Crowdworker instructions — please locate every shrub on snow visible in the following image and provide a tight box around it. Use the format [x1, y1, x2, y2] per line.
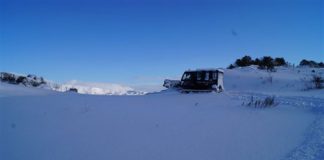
[242, 96, 279, 108]
[302, 74, 324, 90]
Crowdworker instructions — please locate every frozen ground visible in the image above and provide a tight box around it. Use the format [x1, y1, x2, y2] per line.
[1, 66, 324, 160]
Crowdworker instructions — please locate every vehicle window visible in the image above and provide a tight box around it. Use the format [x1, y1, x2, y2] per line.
[182, 73, 191, 80]
[212, 72, 217, 80]
[197, 72, 202, 80]
[205, 72, 209, 80]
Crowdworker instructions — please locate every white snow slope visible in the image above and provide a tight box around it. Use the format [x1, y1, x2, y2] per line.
[1, 66, 324, 160]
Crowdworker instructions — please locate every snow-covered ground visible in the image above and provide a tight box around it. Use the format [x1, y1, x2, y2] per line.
[1, 66, 324, 160]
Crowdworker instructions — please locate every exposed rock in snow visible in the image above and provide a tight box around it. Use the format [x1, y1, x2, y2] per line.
[0, 72, 46, 87]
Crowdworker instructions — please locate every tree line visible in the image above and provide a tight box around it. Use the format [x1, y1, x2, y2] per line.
[299, 59, 324, 68]
[228, 55, 324, 70]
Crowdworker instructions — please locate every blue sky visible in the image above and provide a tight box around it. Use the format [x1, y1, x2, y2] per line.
[1, 0, 323, 85]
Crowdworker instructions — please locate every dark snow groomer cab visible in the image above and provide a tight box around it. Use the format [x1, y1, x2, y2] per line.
[163, 69, 224, 93]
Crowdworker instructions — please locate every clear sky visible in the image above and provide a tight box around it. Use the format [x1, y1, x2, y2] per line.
[1, 0, 323, 86]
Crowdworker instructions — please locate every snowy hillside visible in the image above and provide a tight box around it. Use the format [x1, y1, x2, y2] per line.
[1, 66, 324, 160]
[224, 66, 324, 98]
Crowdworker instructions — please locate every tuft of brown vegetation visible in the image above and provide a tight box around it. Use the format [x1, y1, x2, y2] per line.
[242, 96, 279, 108]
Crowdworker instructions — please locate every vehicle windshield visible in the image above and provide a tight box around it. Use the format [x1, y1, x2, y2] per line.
[181, 72, 193, 81]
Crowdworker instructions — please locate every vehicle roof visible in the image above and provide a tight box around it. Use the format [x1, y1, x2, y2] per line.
[185, 68, 224, 73]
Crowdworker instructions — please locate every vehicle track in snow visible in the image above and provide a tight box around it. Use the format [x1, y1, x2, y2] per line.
[227, 91, 324, 160]
[284, 116, 324, 160]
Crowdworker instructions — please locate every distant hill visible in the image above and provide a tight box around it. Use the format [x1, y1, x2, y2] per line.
[0, 72, 145, 95]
